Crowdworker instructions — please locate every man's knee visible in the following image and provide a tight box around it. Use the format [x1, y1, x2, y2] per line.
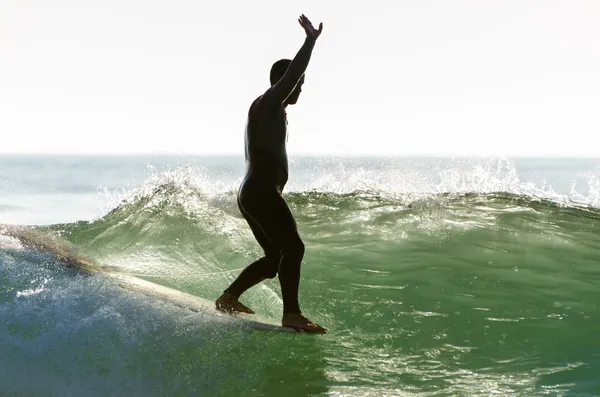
[263, 255, 280, 279]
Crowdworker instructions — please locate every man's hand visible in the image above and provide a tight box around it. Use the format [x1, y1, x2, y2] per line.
[298, 14, 323, 40]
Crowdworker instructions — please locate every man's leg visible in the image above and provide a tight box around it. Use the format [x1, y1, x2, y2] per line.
[223, 204, 281, 298]
[219, 186, 326, 332]
[238, 189, 305, 314]
[242, 190, 325, 332]
[216, 194, 282, 314]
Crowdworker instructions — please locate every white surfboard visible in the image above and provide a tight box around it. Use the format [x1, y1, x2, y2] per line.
[4, 226, 296, 333]
[105, 272, 296, 333]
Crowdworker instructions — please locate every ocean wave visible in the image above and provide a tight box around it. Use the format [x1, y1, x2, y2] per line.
[2, 160, 600, 396]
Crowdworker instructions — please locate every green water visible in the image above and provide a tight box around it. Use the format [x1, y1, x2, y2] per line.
[1, 157, 599, 396]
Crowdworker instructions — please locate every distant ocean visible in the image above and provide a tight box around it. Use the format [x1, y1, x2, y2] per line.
[1, 155, 599, 396]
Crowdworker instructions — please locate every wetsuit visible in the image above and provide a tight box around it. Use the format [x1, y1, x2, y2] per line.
[224, 97, 304, 314]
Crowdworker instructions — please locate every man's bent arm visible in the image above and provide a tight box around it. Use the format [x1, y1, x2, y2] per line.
[264, 37, 316, 105]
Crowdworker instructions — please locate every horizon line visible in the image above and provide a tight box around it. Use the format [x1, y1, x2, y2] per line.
[0, 152, 599, 158]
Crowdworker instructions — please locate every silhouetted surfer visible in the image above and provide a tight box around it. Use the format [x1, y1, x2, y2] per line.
[216, 14, 326, 334]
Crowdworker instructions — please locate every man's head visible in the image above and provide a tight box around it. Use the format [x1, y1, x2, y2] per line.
[270, 59, 305, 105]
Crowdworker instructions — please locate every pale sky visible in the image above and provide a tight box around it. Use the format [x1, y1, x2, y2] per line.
[1, 0, 599, 156]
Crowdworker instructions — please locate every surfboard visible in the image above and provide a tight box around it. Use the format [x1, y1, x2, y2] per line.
[4, 225, 296, 333]
[105, 272, 296, 333]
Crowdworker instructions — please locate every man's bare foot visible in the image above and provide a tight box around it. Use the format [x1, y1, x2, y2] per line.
[282, 313, 327, 334]
[215, 293, 255, 314]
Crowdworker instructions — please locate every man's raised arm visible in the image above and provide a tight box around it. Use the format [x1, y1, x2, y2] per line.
[264, 14, 323, 104]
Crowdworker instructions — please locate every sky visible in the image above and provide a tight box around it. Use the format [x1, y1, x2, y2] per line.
[1, 0, 599, 156]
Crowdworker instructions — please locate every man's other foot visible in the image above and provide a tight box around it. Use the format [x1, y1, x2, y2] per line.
[215, 293, 255, 314]
[282, 313, 327, 334]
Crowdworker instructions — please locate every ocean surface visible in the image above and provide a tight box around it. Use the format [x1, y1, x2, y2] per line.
[1, 155, 599, 396]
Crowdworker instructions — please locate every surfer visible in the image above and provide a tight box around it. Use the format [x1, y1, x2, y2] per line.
[216, 14, 326, 334]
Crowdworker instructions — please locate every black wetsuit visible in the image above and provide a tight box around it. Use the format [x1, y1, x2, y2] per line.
[224, 99, 304, 314]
